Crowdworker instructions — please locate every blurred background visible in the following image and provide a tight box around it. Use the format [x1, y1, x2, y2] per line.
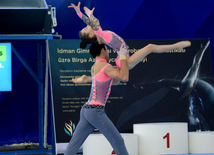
[0, 0, 214, 152]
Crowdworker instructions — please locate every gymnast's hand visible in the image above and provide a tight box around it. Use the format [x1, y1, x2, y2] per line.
[68, 2, 81, 13]
[72, 75, 92, 83]
[71, 75, 86, 83]
[119, 43, 129, 56]
[83, 6, 95, 17]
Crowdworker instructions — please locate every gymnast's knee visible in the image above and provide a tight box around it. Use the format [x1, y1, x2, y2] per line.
[145, 43, 157, 52]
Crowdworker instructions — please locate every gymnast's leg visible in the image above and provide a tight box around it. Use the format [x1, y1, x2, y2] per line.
[85, 108, 129, 155]
[127, 41, 191, 69]
[64, 108, 95, 155]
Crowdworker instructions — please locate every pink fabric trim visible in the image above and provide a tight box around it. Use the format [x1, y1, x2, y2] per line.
[88, 12, 92, 17]
[94, 27, 111, 44]
[88, 102, 105, 106]
[77, 11, 82, 18]
[95, 58, 107, 63]
[115, 56, 121, 68]
[93, 64, 111, 81]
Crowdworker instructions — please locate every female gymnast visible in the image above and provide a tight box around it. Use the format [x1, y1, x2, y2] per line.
[68, 2, 191, 69]
[64, 42, 130, 155]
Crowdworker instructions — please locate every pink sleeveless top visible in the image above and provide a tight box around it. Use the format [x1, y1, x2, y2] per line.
[86, 58, 113, 106]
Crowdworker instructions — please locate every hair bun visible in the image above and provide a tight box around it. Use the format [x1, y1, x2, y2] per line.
[80, 41, 87, 49]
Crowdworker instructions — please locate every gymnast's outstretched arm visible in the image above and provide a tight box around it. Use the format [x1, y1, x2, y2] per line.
[68, 2, 100, 31]
[68, 2, 106, 44]
[72, 74, 121, 85]
[72, 75, 92, 83]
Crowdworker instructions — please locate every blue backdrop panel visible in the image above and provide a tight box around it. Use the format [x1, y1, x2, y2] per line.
[48, 39, 214, 154]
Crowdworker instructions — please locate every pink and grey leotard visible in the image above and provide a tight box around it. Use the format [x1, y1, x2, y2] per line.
[94, 27, 128, 52]
[85, 58, 113, 107]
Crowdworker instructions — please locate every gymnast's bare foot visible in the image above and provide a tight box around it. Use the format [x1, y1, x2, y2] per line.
[177, 41, 191, 50]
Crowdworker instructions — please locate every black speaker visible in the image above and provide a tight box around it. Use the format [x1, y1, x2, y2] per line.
[0, 0, 52, 34]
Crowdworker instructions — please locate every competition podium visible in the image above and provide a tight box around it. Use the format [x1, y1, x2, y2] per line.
[133, 122, 188, 155]
[82, 123, 214, 155]
[188, 131, 214, 154]
[82, 133, 138, 155]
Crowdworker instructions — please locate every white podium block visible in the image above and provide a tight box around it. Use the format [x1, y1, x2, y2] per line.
[189, 131, 214, 154]
[133, 123, 188, 155]
[82, 133, 138, 155]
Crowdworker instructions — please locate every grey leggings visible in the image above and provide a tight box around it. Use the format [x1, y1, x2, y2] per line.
[64, 107, 129, 155]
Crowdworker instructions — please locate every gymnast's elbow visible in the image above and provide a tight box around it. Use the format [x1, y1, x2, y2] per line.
[121, 75, 129, 82]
